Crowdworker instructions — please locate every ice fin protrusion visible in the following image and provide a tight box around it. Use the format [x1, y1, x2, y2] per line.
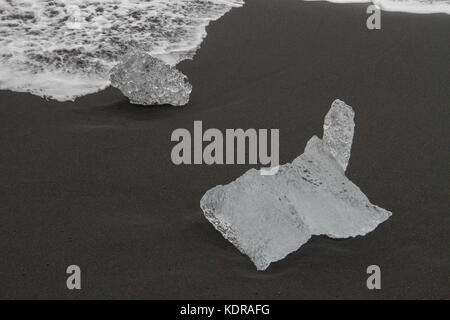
[323, 99, 355, 171]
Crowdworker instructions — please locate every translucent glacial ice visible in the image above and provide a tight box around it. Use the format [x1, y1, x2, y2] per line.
[110, 50, 192, 106]
[323, 99, 355, 171]
[200, 99, 392, 271]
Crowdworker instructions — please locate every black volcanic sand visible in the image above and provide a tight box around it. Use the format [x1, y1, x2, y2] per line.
[0, 0, 449, 299]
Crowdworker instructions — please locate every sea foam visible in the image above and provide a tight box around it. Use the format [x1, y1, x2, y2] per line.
[309, 0, 450, 14]
[0, 0, 243, 101]
[0, 0, 447, 101]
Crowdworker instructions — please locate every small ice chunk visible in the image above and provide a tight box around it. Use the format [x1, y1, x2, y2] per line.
[110, 50, 192, 106]
[200, 99, 391, 271]
[323, 99, 355, 171]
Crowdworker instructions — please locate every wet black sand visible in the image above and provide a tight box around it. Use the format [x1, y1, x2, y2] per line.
[0, 0, 449, 299]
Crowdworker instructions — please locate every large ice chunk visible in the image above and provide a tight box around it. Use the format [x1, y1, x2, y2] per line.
[200, 99, 391, 271]
[110, 50, 192, 106]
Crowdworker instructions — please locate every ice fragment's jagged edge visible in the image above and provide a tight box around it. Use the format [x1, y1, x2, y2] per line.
[200, 99, 392, 270]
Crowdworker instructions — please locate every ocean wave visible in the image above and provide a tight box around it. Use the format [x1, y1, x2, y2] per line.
[308, 0, 450, 14]
[0, 0, 447, 102]
[0, 0, 243, 101]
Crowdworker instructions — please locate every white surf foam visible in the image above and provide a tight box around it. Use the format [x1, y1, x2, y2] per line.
[308, 0, 450, 14]
[374, 0, 450, 14]
[0, 0, 448, 101]
[0, 0, 244, 101]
